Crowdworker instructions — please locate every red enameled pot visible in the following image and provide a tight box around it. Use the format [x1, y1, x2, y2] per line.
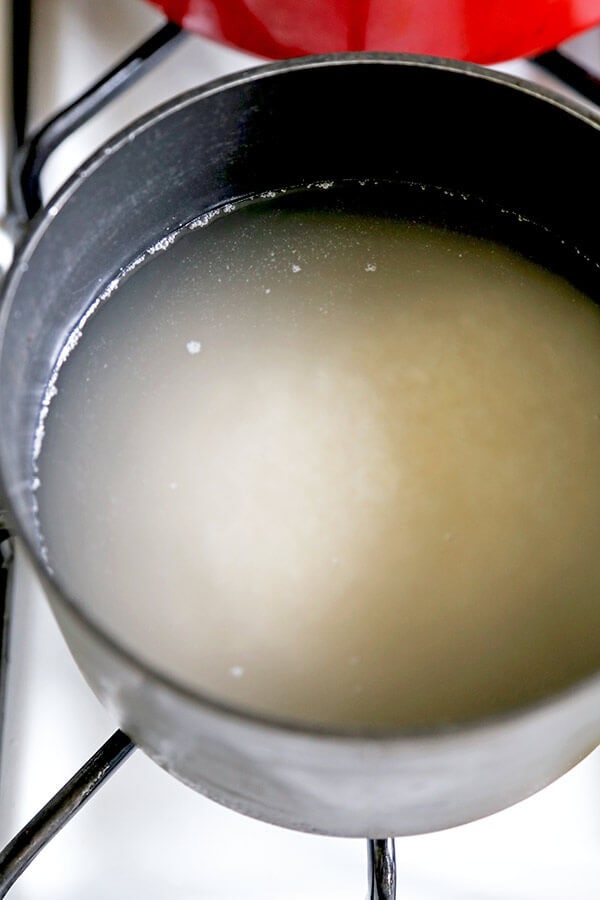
[143, 0, 600, 63]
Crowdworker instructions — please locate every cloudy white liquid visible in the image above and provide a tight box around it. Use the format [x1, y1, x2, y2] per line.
[36, 190, 600, 729]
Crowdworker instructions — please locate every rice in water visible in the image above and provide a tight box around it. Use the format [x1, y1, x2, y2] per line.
[36, 187, 600, 728]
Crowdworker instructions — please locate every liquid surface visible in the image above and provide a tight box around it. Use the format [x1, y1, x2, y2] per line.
[37, 189, 600, 729]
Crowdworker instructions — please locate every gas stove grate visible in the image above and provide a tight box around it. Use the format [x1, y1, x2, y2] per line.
[0, 5, 598, 896]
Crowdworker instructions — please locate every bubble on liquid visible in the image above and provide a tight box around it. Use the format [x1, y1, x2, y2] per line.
[365, 262, 377, 272]
[148, 233, 177, 255]
[291, 264, 302, 273]
[229, 665, 245, 678]
[190, 208, 222, 230]
[265, 288, 272, 294]
[186, 340, 202, 355]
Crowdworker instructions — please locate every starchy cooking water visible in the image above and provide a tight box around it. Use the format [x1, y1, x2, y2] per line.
[36, 185, 600, 729]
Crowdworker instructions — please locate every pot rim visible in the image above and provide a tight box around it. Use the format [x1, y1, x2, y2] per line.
[2, 50, 600, 744]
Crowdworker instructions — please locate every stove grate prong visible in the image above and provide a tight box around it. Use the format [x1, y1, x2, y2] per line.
[367, 837, 396, 900]
[0, 729, 134, 897]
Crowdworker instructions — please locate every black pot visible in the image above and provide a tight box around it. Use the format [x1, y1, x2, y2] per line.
[0, 54, 599, 837]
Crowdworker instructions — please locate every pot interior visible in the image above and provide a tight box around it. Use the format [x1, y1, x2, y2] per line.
[1, 53, 599, 697]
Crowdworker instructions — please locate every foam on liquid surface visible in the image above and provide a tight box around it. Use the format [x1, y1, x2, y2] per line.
[36, 188, 600, 729]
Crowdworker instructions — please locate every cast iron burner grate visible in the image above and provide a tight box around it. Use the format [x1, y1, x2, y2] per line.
[0, 5, 598, 896]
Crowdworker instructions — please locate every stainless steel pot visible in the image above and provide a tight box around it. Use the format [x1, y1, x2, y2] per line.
[0, 54, 599, 838]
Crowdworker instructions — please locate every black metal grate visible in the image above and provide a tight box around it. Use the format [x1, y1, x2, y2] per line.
[0, 6, 598, 896]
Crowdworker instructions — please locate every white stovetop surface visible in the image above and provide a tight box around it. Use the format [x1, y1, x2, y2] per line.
[2, 2, 600, 897]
